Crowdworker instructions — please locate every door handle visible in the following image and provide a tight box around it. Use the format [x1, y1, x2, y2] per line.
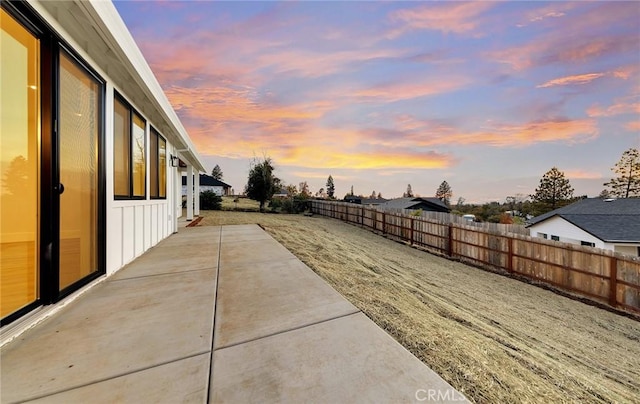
[55, 183, 65, 194]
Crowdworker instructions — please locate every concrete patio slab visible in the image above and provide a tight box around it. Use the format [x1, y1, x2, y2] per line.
[28, 353, 210, 404]
[211, 312, 464, 403]
[220, 225, 273, 243]
[219, 238, 297, 266]
[1, 268, 216, 403]
[214, 257, 359, 349]
[111, 252, 219, 280]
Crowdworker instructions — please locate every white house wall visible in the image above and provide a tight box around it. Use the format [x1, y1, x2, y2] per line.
[609, 244, 640, 257]
[530, 216, 640, 257]
[181, 185, 225, 196]
[28, 1, 201, 276]
[529, 216, 605, 248]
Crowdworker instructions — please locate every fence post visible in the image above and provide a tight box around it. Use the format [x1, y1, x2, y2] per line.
[447, 225, 453, 257]
[410, 218, 414, 246]
[507, 237, 514, 273]
[382, 212, 386, 234]
[609, 256, 618, 307]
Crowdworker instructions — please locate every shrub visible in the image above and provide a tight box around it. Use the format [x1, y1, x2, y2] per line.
[200, 190, 222, 210]
[268, 196, 310, 214]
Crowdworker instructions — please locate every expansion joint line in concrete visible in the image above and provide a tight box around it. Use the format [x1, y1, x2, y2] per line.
[206, 226, 223, 403]
[14, 351, 211, 404]
[213, 309, 362, 352]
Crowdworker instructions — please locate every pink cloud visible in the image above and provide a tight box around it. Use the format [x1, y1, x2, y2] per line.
[563, 169, 604, 180]
[587, 97, 640, 117]
[624, 121, 640, 132]
[388, 2, 495, 37]
[351, 76, 471, 103]
[537, 73, 606, 88]
[361, 116, 598, 149]
[516, 2, 574, 27]
[255, 47, 409, 78]
[488, 3, 639, 71]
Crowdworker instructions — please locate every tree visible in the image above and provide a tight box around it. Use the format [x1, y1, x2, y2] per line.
[604, 148, 640, 198]
[211, 164, 223, 181]
[370, 190, 376, 199]
[326, 175, 335, 199]
[404, 184, 414, 198]
[435, 181, 452, 206]
[285, 184, 298, 196]
[2, 155, 30, 195]
[532, 167, 574, 210]
[245, 157, 277, 212]
[377, 192, 382, 199]
[299, 181, 311, 198]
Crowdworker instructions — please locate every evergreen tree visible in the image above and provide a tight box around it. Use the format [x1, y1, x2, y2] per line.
[435, 181, 453, 206]
[404, 184, 414, 197]
[245, 157, 277, 212]
[326, 175, 335, 199]
[211, 164, 223, 181]
[377, 192, 382, 199]
[532, 167, 574, 210]
[604, 148, 640, 198]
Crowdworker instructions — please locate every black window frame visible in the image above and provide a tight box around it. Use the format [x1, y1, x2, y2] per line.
[149, 126, 167, 200]
[113, 91, 146, 200]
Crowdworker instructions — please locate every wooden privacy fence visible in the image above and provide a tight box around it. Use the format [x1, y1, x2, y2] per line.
[311, 200, 640, 314]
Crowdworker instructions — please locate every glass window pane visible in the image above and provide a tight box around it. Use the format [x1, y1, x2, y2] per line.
[58, 51, 100, 290]
[113, 98, 130, 196]
[159, 137, 166, 198]
[132, 113, 145, 197]
[150, 129, 158, 198]
[0, 9, 40, 318]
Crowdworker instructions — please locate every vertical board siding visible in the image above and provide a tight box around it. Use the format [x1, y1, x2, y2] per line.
[110, 201, 170, 273]
[311, 200, 640, 313]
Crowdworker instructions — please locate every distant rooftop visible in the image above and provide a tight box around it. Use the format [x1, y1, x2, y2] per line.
[377, 197, 450, 212]
[526, 198, 640, 242]
[182, 174, 231, 188]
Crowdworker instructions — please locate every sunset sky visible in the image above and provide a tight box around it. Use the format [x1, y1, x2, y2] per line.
[114, 1, 640, 203]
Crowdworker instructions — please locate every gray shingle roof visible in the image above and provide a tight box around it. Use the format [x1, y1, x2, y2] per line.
[527, 198, 640, 242]
[378, 197, 450, 212]
[182, 174, 231, 188]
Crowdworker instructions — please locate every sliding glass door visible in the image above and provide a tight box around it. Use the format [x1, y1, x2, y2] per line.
[0, 8, 41, 318]
[1, 4, 105, 324]
[58, 51, 101, 291]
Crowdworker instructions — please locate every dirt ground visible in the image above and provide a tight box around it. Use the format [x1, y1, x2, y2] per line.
[198, 211, 640, 403]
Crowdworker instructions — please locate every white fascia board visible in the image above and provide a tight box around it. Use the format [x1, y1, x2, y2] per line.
[74, 0, 206, 172]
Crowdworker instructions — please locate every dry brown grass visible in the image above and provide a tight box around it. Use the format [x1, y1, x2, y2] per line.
[220, 196, 261, 211]
[197, 211, 640, 403]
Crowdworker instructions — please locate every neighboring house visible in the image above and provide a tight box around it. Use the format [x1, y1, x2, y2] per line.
[182, 174, 232, 196]
[343, 196, 387, 206]
[272, 189, 289, 199]
[526, 198, 640, 257]
[1, 0, 205, 326]
[377, 197, 451, 213]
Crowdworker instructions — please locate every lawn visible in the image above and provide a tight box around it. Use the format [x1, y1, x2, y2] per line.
[197, 210, 640, 403]
[220, 196, 261, 211]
